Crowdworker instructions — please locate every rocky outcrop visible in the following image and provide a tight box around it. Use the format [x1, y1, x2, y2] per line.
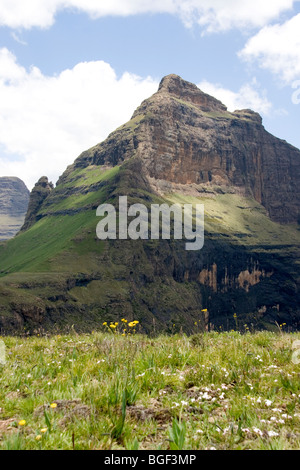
[21, 176, 53, 231]
[72, 74, 300, 224]
[0, 177, 30, 240]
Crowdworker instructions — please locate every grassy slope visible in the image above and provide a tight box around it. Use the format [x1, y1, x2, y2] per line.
[167, 192, 300, 248]
[0, 165, 121, 275]
[1, 178, 298, 276]
[0, 329, 299, 450]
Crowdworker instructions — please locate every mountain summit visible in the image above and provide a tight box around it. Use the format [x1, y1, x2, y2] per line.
[157, 74, 228, 112]
[71, 74, 299, 224]
[0, 75, 299, 333]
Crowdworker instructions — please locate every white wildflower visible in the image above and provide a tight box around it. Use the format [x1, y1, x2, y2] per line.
[253, 427, 263, 437]
[202, 392, 212, 400]
[268, 430, 279, 437]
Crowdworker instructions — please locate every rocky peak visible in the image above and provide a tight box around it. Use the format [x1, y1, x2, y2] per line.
[233, 109, 263, 125]
[71, 74, 300, 224]
[21, 176, 53, 231]
[157, 74, 227, 113]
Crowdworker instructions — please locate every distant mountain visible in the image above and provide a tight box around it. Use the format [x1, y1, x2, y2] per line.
[0, 75, 299, 333]
[0, 177, 30, 241]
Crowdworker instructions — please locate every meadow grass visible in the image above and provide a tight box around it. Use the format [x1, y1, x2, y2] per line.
[0, 326, 299, 450]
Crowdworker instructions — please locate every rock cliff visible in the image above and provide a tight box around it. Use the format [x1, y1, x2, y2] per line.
[0, 177, 29, 240]
[21, 177, 53, 231]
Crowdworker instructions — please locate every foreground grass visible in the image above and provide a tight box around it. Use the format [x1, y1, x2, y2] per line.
[0, 330, 299, 450]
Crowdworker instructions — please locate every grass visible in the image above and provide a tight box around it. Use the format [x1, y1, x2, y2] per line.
[0, 210, 102, 274]
[166, 192, 300, 248]
[0, 326, 299, 450]
[47, 166, 121, 193]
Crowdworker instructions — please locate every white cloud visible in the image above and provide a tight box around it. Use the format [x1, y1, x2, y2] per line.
[0, 0, 298, 32]
[197, 79, 272, 114]
[10, 32, 27, 46]
[239, 13, 300, 83]
[0, 48, 158, 189]
[175, 0, 298, 32]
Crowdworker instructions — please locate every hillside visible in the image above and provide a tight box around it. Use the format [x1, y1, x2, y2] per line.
[0, 75, 299, 333]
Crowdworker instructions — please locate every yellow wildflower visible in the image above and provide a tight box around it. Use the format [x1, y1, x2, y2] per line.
[36, 435, 42, 441]
[18, 420, 26, 426]
[50, 403, 57, 409]
[40, 428, 48, 434]
[103, 322, 107, 326]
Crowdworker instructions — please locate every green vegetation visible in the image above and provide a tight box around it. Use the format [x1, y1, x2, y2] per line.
[0, 328, 299, 450]
[0, 211, 100, 274]
[56, 165, 121, 191]
[115, 114, 144, 133]
[167, 192, 300, 248]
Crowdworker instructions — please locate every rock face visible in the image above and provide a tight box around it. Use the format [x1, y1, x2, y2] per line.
[21, 176, 53, 231]
[0, 75, 299, 334]
[75, 74, 300, 224]
[0, 177, 30, 240]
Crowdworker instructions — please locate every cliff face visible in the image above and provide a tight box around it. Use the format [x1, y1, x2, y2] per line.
[0, 75, 299, 333]
[74, 74, 300, 224]
[0, 177, 30, 240]
[21, 177, 53, 231]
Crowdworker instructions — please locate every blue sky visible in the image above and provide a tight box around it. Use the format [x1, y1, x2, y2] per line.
[0, 1, 299, 189]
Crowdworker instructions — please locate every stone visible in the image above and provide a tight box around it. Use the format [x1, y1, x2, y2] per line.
[21, 176, 53, 231]
[0, 177, 29, 240]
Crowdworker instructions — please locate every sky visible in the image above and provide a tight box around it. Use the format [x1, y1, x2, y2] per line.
[0, 1, 299, 190]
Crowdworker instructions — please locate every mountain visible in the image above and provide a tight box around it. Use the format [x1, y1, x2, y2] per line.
[0, 177, 30, 241]
[0, 75, 299, 334]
